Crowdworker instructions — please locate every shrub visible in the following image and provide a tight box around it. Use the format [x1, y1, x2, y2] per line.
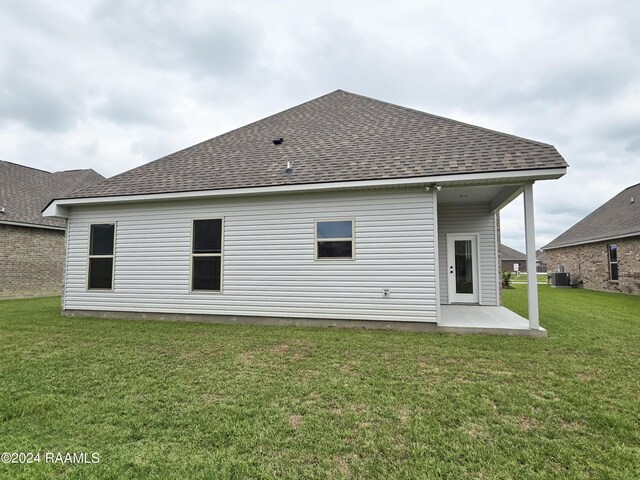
[502, 271, 513, 288]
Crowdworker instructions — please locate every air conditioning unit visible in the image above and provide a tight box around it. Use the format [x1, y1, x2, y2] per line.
[551, 272, 570, 288]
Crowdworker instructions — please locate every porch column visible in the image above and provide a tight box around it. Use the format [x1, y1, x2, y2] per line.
[523, 182, 539, 329]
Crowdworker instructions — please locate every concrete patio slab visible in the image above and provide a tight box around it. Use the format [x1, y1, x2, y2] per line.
[439, 305, 547, 337]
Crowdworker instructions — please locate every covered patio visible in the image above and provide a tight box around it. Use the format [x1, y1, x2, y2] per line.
[434, 180, 545, 336]
[439, 305, 547, 337]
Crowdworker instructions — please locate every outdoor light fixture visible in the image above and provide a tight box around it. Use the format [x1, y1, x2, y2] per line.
[425, 185, 443, 192]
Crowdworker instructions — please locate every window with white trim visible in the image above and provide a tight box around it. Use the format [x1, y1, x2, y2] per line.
[608, 244, 619, 281]
[88, 223, 115, 290]
[315, 219, 354, 259]
[192, 219, 223, 291]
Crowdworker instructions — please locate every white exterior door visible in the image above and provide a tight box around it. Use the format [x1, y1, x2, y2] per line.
[447, 234, 479, 304]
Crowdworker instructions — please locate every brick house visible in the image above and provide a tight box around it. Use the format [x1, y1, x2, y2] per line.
[536, 250, 548, 273]
[543, 182, 640, 294]
[0, 161, 104, 298]
[500, 244, 527, 273]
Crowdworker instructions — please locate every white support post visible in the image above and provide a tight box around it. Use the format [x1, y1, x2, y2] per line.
[523, 182, 539, 330]
[432, 188, 441, 324]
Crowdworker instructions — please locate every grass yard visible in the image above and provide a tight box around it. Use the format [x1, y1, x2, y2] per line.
[510, 273, 548, 283]
[1, 286, 639, 479]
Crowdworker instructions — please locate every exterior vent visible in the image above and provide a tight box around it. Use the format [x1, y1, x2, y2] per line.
[284, 161, 293, 175]
[273, 138, 283, 145]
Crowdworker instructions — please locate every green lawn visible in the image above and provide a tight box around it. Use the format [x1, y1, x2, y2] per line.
[510, 273, 548, 283]
[1, 287, 639, 479]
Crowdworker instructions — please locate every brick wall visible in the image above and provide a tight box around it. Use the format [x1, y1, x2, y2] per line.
[0, 224, 66, 298]
[545, 236, 640, 294]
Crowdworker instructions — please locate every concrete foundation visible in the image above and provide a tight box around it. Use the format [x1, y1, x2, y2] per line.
[63, 307, 547, 337]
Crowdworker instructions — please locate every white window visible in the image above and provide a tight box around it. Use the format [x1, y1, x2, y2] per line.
[608, 244, 618, 281]
[191, 219, 223, 291]
[88, 223, 115, 290]
[315, 219, 354, 260]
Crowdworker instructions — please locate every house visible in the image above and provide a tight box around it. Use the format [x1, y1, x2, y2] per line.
[500, 244, 527, 273]
[43, 90, 568, 335]
[1, 161, 104, 298]
[536, 249, 548, 273]
[543, 182, 640, 294]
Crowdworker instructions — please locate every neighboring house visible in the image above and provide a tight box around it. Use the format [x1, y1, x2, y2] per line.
[543, 183, 640, 294]
[44, 90, 568, 335]
[0, 161, 104, 298]
[536, 249, 548, 273]
[500, 244, 527, 273]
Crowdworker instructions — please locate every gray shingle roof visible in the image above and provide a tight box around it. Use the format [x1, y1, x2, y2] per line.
[500, 244, 526, 260]
[543, 182, 640, 250]
[0, 161, 104, 229]
[64, 90, 567, 200]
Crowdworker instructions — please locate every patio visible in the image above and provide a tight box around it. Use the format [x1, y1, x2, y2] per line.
[438, 305, 547, 337]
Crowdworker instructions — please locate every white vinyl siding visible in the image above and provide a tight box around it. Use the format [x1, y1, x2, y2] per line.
[437, 204, 499, 306]
[64, 188, 437, 323]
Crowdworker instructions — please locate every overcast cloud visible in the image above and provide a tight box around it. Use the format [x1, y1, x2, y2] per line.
[1, 0, 639, 250]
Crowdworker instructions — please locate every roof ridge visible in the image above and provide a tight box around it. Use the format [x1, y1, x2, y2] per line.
[0, 159, 51, 174]
[53, 168, 98, 174]
[61, 172, 107, 196]
[338, 89, 557, 149]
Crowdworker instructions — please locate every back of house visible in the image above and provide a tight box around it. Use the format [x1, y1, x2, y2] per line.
[43, 90, 568, 333]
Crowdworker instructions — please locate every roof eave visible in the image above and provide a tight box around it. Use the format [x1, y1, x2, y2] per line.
[43, 166, 567, 218]
[0, 220, 66, 231]
[543, 231, 640, 250]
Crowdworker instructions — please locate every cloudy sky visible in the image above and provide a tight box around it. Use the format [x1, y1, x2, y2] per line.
[1, 0, 638, 250]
